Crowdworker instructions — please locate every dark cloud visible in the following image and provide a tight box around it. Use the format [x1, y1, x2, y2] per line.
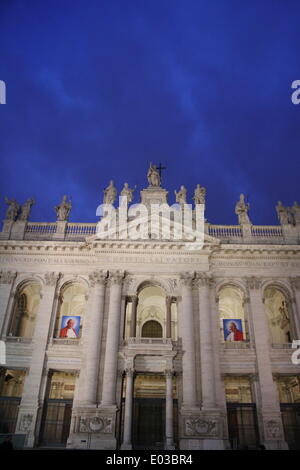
[1, 0, 299, 226]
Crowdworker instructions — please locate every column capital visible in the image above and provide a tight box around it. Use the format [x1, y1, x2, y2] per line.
[0, 270, 17, 284]
[180, 272, 194, 288]
[125, 368, 135, 378]
[290, 276, 300, 291]
[44, 272, 61, 287]
[108, 270, 125, 286]
[165, 369, 174, 378]
[245, 276, 263, 290]
[194, 272, 214, 288]
[89, 270, 107, 287]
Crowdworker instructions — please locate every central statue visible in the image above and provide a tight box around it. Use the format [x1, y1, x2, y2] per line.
[147, 163, 161, 187]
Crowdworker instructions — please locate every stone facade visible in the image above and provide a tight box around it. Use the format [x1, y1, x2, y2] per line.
[0, 172, 300, 450]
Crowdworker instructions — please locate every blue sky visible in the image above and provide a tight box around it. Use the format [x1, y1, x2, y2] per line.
[0, 0, 299, 225]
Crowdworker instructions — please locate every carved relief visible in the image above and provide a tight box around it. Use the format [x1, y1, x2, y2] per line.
[79, 416, 113, 434]
[19, 414, 33, 432]
[265, 419, 282, 439]
[184, 417, 219, 437]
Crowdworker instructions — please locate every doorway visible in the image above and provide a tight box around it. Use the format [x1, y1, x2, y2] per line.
[227, 404, 260, 449]
[133, 397, 165, 449]
[39, 371, 75, 447]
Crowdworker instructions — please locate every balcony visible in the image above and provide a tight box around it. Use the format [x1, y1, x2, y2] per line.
[222, 341, 251, 350]
[123, 337, 173, 351]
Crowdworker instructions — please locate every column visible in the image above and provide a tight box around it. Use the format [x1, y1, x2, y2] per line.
[165, 369, 174, 449]
[121, 368, 134, 449]
[166, 297, 172, 338]
[246, 277, 287, 449]
[79, 271, 106, 405]
[17, 272, 59, 447]
[196, 273, 216, 409]
[101, 270, 124, 406]
[0, 271, 17, 335]
[129, 295, 138, 338]
[180, 273, 197, 408]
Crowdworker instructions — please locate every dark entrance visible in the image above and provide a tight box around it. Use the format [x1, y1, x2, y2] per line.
[227, 404, 260, 449]
[39, 399, 73, 446]
[281, 404, 300, 450]
[38, 370, 75, 447]
[133, 398, 165, 449]
[0, 397, 21, 433]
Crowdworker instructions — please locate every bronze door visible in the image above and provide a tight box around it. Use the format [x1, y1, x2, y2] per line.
[133, 398, 165, 449]
[39, 399, 73, 446]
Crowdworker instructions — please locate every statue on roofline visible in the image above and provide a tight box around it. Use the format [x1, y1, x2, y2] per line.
[103, 180, 117, 205]
[120, 183, 135, 204]
[4, 197, 20, 221]
[19, 198, 35, 221]
[193, 184, 206, 204]
[147, 163, 161, 187]
[55, 195, 72, 221]
[174, 185, 187, 205]
[235, 194, 251, 225]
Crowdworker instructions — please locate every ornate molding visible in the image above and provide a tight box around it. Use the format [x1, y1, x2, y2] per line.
[89, 270, 107, 287]
[0, 270, 17, 284]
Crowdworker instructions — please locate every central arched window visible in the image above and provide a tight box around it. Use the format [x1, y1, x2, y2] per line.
[218, 285, 248, 342]
[141, 320, 163, 338]
[53, 282, 87, 339]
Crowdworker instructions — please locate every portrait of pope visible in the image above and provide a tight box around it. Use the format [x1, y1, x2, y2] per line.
[59, 316, 80, 338]
[223, 319, 244, 342]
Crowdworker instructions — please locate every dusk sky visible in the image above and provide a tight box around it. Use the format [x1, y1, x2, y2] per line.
[1, 0, 299, 225]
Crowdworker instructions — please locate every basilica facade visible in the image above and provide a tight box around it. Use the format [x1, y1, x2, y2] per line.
[0, 168, 300, 450]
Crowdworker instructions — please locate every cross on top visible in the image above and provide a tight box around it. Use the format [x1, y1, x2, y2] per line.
[157, 163, 166, 179]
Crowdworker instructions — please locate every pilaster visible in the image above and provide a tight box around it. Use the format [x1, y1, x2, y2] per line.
[16, 272, 60, 447]
[246, 276, 288, 449]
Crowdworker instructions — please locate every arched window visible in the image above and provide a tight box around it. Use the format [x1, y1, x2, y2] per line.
[218, 286, 248, 342]
[264, 287, 293, 344]
[141, 320, 163, 338]
[9, 283, 41, 338]
[53, 283, 87, 339]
